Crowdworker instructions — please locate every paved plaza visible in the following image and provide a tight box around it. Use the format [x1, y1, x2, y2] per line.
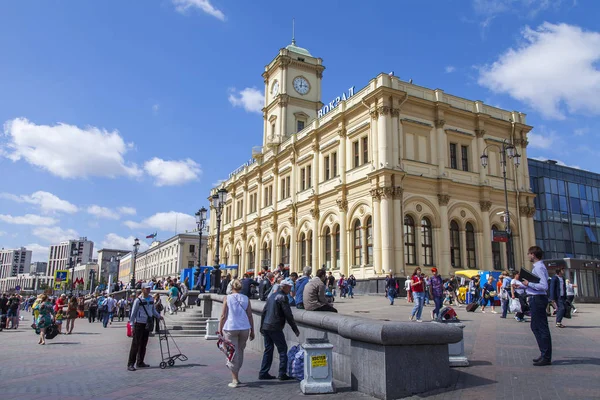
[0, 296, 599, 400]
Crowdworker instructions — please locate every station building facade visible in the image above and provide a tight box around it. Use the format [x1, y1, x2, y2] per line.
[206, 41, 536, 279]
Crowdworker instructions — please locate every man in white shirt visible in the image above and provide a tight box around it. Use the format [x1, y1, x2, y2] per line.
[102, 294, 117, 328]
[522, 246, 552, 366]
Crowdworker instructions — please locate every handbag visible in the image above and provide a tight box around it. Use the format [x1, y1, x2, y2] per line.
[488, 291, 497, 297]
[140, 300, 154, 332]
[509, 297, 522, 313]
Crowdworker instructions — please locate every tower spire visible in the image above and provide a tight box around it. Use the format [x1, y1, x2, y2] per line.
[292, 18, 296, 45]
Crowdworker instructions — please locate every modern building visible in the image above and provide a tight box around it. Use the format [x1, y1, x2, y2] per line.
[0, 247, 32, 279]
[47, 238, 94, 279]
[0, 273, 53, 293]
[30, 262, 48, 274]
[123, 233, 208, 282]
[529, 158, 600, 301]
[207, 40, 536, 279]
[96, 248, 129, 285]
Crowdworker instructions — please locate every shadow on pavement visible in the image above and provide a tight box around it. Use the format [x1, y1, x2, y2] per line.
[552, 357, 600, 366]
[71, 332, 101, 335]
[408, 370, 496, 398]
[560, 325, 600, 329]
[467, 360, 493, 366]
[244, 380, 299, 388]
[47, 342, 81, 345]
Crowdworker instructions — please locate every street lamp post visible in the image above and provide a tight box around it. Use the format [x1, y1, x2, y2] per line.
[89, 268, 96, 295]
[480, 139, 521, 272]
[195, 207, 207, 289]
[210, 188, 228, 293]
[130, 238, 140, 290]
[69, 245, 77, 296]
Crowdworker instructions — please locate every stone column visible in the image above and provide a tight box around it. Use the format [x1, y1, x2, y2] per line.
[393, 187, 404, 276]
[380, 187, 394, 274]
[438, 195, 451, 274]
[370, 108, 379, 168]
[527, 207, 536, 250]
[371, 189, 382, 274]
[271, 222, 278, 271]
[377, 106, 391, 167]
[289, 211, 297, 273]
[519, 206, 530, 258]
[460, 230, 468, 269]
[240, 234, 247, 275]
[480, 201, 493, 270]
[435, 119, 446, 176]
[391, 109, 400, 167]
[311, 207, 319, 270]
[337, 199, 349, 277]
[255, 228, 261, 272]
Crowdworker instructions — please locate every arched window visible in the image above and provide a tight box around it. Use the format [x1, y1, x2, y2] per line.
[404, 215, 417, 265]
[491, 225, 502, 270]
[324, 227, 331, 270]
[262, 242, 271, 268]
[421, 217, 434, 266]
[334, 225, 340, 269]
[299, 233, 306, 268]
[450, 220, 461, 268]
[248, 245, 255, 271]
[280, 237, 289, 265]
[366, 217, 373, 265]
[466, 222, 477, 269]
[353, 220, 362, 265]
[223, 251, 229, 266]
[306, 231, 313, 266]
[234, 248, 240, 266]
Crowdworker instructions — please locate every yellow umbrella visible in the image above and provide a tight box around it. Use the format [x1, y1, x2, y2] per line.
[454, 270, 481, 279]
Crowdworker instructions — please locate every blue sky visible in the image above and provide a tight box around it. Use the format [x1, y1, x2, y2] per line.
[1, 0, 599, 261]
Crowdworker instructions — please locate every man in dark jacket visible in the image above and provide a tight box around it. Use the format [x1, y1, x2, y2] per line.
[549, 267, 567, 328]
[259, 281, 300, 381]
[259, 273, 273, 301]
[241, 274, 259, 298]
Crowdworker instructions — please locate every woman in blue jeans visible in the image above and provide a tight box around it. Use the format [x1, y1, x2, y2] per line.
[410, 267, 425, 322]
[429, 268, 444, 320]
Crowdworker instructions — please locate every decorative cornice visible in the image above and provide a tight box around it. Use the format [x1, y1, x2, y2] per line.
[437, 194, 451, 206]
[369, 108, 378, 119]
[338, 128, 347, 138]
[380, 187, 394, 199]
[370, 188, 381, 200]
[480, 201, 492, 212]
[526, 206, 536, 218]
[434, 119, 446, 129]
[475, 129, 486, 138]
[336, 199, 348, 212]
[316, 70, 323, 79]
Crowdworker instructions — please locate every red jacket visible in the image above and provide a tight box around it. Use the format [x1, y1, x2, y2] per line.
[411, 275, 424, 292]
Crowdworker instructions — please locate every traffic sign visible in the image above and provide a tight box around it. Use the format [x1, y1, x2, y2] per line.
[55, 270, 68, 283]
[15, 285, 21, 292]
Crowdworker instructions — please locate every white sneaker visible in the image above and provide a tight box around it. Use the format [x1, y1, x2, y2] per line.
[416, 319, 423, 322]
[482, 310, 486, 313]
[491, 311, 498, 314]
[573, 309, 577, 314]
[409, 315, 414, 321]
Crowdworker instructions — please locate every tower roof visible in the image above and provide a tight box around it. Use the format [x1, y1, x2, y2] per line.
[285, 40, 312, 57]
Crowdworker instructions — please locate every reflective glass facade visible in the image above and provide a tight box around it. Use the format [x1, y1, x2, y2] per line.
[529, 159, 600, 260]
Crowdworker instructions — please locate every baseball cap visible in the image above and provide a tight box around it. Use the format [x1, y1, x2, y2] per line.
[280, 280, 293, 288]
[143, 282, 153, 289]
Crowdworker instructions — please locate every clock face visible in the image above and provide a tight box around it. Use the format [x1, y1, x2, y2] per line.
[293, 77, 310, 95]
[271, 80, 279, 96]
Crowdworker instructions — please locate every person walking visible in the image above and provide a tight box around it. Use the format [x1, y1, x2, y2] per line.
[65, 296, 78, 334]
[522, 246, 552, 366]
[217, 279, 255, 388]
[481, 275, 498, 314]
[258, 280, 300, 381]
[405, 276, 413, 303]
[511, 271, 527, 322]
[566, 279, 577, 314]
[409, 268, 425, 322]
[347, 275, 356, 298]
[429, 268, 444, 320]
[385, 273, 397, 305]
[549, 267, 567, 328]
[6, 294, 20, 329]
[500, 271, 512, 319]
[88, 295, 98, 323]
[103, 294, 117, 328]
[167, 282, 179, 315]
[35, 294, 54, 345]
[127, 283, 163, 371]
[153, 293, 163, 334]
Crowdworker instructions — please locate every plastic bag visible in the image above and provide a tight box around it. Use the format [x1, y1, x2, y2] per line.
[217, 333, 236, 362]
[509, 298, 521, 313]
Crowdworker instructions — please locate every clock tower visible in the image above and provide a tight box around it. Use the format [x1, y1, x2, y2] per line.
[262, 39, 325, 148]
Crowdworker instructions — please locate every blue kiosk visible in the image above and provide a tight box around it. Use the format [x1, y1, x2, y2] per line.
[181, 264, 239, 290]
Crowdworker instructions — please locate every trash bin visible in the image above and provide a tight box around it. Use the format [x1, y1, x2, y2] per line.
[443, 320, 468, 367]
[204, 319, 218, 340]
[300, 338, 336, 394]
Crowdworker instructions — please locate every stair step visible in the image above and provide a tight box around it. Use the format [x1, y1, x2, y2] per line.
[167, 330, 207, 336]
[168, 324, 207, 329]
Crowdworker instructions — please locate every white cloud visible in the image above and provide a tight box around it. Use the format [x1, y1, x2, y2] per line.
[87, 205, 120, 220]
[445, 66, 456, 73]
[0, 231, 6, 236]
[152, 104, 160, 114]
[531, 156, 581, 169]
[2, 118, 142, 179]
[118, 207, 136, 216]
[0, 214, 58, 226]
[144, 157, 201, 186]
[172, 0, 225, 20]
[574, 128, 588, 136]
[228, 87, 264, 114]
[25, 243, 50, 262]
[473, 0, 562, 19]
[100, 233, 149, 252]
[0, 191, 78, 214]
[124, 211, 196, 233]
[32, 226, 78, 243]
[478, 23, 600, 119]
[528, 132, 556, 149]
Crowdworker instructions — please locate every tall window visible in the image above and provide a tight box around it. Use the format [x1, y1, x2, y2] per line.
[450, 143, 458, 169]
[307, 231, 313, 264]
[262, 243, 271, 266]
[491, 225, 502, 270]
[297, 120, 305, 132]
[362, 136, 369, 164]
[324, 227, 331, 270]
[366, 216, 373, 265]
[461, 145, 469, 172]
[248, 245, 255, 271]
[281, 176, 291, 199]
[450, 220, 461, 267]
[332, 152, 338, 177]
[404, 215, 417, 265]
[301, 167, 306, 191]
[324, 155, 330, 180]
[353, 141, 360, 168]
[334, 225, 340, 269]
[280, 238, 289, 264]
[421, 217, 434, 266]
[307, 165, 312, 188]
[224, 251, 229, 266]
[189, 244, 195, 254]
[353, 220, 362, 265]
[300, 233, 306, 268]
[466, 222, 477, 269]
[234, 249, 240, 266]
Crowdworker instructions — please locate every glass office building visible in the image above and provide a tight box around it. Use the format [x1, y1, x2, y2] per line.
[529, 158, 600, 301]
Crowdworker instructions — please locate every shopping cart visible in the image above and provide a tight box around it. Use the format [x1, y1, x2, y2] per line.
[157, 319, 188, 369]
